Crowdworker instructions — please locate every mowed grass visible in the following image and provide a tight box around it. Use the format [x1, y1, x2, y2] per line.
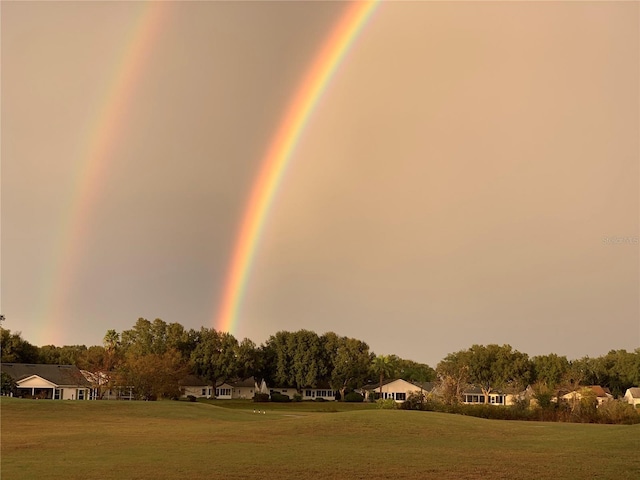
[2, 397, 639, 480]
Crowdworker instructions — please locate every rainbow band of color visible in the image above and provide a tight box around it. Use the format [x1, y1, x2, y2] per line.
[215, 1, 380, 333]
[38, 3, 170, 345]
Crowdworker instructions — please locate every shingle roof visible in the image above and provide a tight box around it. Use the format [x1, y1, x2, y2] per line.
[229, 377, 256, 388]
[1, 363, 91, 387]
[626, 387, 640, 398]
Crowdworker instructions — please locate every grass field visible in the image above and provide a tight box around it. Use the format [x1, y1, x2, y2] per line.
[2, 397, 639, 479]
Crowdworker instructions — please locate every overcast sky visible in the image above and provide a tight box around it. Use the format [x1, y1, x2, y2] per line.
[2, 1, 638, 368]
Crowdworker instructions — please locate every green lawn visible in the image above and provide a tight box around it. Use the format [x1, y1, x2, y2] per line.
[2, 397, 639, 479]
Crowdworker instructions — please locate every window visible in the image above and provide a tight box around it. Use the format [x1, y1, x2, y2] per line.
[305, 390, 312, 397]
[77, 389, 85, 400]
[54, 389, 61, 400]
[396, 393, 406, 401]
[216, 388, 231, 397]
[202, 388, 207, 396]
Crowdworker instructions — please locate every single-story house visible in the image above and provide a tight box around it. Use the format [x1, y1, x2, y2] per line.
[179, 374, 213, 398]
[561, 386, 613, 406]
[623, 387, 640, 408]
[302, 381, 337, 401]
[1, 363, 91, 400]
[460, 386, 516, 406]
[360, 379, 435, 403]
[212, 377, 262, 399]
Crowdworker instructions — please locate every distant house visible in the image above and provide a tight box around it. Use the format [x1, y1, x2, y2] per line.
[460, 386, 517, 406]
[1, 363, 91, 400]
[229, 377, 258, 399]
[199, 377, 262, 399]
[623, 387, 640, 408]
[360, 379, 434, 403]
[561, 386, 613, 406]
[179, 375, 213, 398]
[302, 381, 336, 401]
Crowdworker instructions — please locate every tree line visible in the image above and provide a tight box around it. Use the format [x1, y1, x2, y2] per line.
[1, 319, 639, 401]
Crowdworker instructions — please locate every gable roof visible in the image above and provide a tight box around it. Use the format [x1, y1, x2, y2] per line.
[625, 387, 640, 398]
[360, 378, 431, 391]
[1, 363, 91, 387]
[587, 385, 613, 398]
[229, 377, 256, 388]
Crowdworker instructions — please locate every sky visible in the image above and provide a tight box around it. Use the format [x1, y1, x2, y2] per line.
[1, 1, 638, 368]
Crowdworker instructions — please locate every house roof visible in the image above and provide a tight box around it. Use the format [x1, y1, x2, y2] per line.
[1, 363, 91, 387]
[625, 387, 640, 398]
[229, 377, 256, 388]
[179, 374, 210, 387]
[587, 386, 612, 398]
[360, 378, 432, 391]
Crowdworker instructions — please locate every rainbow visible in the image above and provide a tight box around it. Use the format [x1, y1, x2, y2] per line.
[215, 1, 380, 334]
[39, 2, 170, 346]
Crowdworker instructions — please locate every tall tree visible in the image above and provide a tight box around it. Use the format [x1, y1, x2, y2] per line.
[371, 354, 398, 399]
[326, 335, 372, 400]
[190, 328, 240, 391]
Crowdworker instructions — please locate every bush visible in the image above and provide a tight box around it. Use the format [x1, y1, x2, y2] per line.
[270, 392, 291, 403]
[293, 393, 303, 402]
[376, 398, 397, 409]
[314, 397, 327, 402]
[186, 395, 196, 402]
[253, 393, 270, 402]
[597, 400, 640, 425]
[400, 392, 426, 410]
[344, 392, 364, 403]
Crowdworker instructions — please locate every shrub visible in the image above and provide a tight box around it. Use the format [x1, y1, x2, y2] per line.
[376, 398, 397, 409]
[270, 392, 291, 403]
[186, 395, 196, 402]
[293, 393, 303, 402]
[314, 397, 327, 402]
[344, 392, 364, 403]
[253, 393, 270, 402]
[400, 391, 426, 410]
[597, 400, 640, 425]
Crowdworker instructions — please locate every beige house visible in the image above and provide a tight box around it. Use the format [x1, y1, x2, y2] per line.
[360, 379, 434, 403]
[461, 386, 517, 406]
[561, 386, 613, 406]
[623, 387, 640, 408]
[1, 363, 91, 400]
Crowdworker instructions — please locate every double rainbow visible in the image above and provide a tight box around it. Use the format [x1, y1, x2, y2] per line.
[215, 1, 380, 333]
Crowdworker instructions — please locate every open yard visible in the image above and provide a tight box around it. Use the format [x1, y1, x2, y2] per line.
[2, 397, 639, 479]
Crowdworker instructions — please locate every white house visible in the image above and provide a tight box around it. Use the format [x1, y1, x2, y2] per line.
[623, 387, 640, 408]
[179, 375, 213, 398]
[360, 379, 434, 403]
[302, 382, 336, 401]
[1, 363, 91, 400]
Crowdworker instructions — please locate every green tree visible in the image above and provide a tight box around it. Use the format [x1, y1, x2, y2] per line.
[326, 335, 373, 400]
[440, 344, 532, 404]
[0, 329, 39, 363]
[190, 328, 240, 391]
[371, 354, 398, 399]
[436, 351, 470, 404]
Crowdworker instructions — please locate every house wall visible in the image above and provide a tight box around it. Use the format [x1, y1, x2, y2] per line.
[183, 386, 212, 398]
[215, 384, 233, 399]
[303, 389, 336, 401]
[624, 391, 640, 407]
[232, 386, 255, 399]
[367, 380, 423, 403]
